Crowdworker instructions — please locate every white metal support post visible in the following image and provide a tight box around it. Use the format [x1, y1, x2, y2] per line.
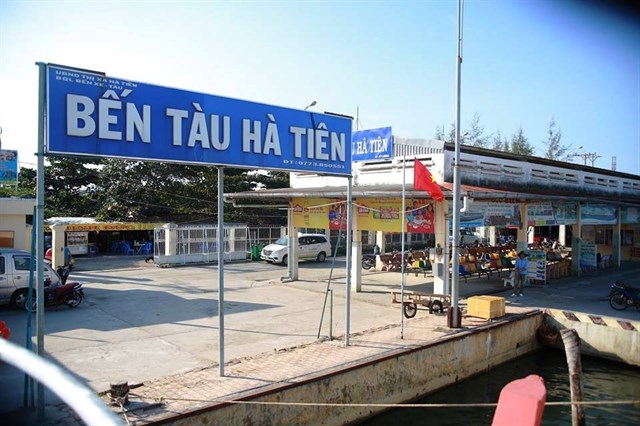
[35, 62, 47, 418]
[450, 0, 464, 328]
[344, 177, 353, 346]
[615, 207, 622, 268]
[217, 167, 225, 376]
[287, 208, 298, 281]
[400, 144, 407, 338]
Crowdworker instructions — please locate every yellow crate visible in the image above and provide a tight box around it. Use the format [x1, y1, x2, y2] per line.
[467, 296, 505, 319]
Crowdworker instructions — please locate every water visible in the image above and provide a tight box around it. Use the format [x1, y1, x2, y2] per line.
[361, 349, 640, 425]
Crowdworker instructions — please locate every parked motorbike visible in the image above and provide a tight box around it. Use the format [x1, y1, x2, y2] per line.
[24, 278, 84, 312]
[55, 264, 74, 285]
[362, 254, 376, 270]
[609, 281, 640, 311]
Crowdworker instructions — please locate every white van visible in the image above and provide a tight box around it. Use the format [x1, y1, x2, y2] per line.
[0, 249, 61, 308]
[261, 234, 332, 265]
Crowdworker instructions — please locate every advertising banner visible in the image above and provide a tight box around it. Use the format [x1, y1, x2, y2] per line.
[65, 222, 163, 232]
[484, 203, 522, 227]
[580, 242, 597, 269]
[526, 250, 547, 282]
[0, 149, 18, 185]
[357, 198, 401, 232]
[292, 198, 331, 229]
[46, 65, 352, 175]
[405, 199, 435, 234]
[581, 204, 617, 225]
[351, 127, 392, 162]
[553, 203, 578, 225]
[450, 202, 521, 228]
[527, 202, 577, 226]
[621, 206, 640, 224]
[357, 198, 434, 233]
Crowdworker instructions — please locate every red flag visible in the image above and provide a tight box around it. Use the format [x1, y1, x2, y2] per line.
[413, 158, 445, 202]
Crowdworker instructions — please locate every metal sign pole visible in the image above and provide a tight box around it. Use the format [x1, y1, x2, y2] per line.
[344, 177, 353, 346]
[217, 167, 225, 376]
[400, 144, 407, 338]
[35, 61, 47, 419]
[451, 0, 464, 328]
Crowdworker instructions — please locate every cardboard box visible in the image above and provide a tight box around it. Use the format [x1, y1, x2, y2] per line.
[467, 295, 505, 319]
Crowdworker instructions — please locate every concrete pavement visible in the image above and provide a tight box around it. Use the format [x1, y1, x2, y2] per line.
[1, 255, 638, 424]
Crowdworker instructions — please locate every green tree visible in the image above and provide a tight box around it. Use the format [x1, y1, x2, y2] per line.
[466, 113, 488, 148]
[490, 131, 509, 152]
[0, 167, 36, 198]
[44, 157, 103, 217]
[542, 117, 570, 160]
[510, 127, 535, 156]
[95, 160, 287, 225]
[434, 122, 465, 144]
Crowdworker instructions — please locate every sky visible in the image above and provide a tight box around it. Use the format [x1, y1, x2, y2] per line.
[0, 0, 639, 175]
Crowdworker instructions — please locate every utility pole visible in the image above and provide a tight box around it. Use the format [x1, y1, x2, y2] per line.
[573, 152, 601, 167]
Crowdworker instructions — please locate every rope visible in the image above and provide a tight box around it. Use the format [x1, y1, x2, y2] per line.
[148, 397, 640, 409]
[283, 200, 434, 214]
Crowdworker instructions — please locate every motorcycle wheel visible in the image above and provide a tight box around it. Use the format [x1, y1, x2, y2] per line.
[609, 292, 628, 311]
[24, 294, 38, 313]
[362, 259, 373, 270]
[65, 290, 83, 308]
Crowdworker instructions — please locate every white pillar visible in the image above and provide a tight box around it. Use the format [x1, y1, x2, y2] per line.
[351, 230, 362, 292]
[613, 207, 622, 268]
[226, 228, 234, 254]
[517, 203, 529, 252]
[287, 208, 298, 281]
[489, 225, 497, 246]
[571, 204, 582, 275]
[559, 225, 567, 247]
[433, 200, 449, 294]
[376, 230, 385, 254]
[164, 223, 177, 256]
[374, 230, 386, 271]
[50, 224, 66, 269]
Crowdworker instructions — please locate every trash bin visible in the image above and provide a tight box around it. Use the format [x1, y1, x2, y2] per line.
[251, 244, 262, 261]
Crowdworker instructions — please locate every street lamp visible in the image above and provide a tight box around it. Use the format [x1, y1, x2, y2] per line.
[304, 101, 317, 111]
[567, 145, 583, 163]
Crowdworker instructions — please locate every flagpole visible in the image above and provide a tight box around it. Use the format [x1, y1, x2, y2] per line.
[450, 0, 464, 328]
[400, 143, 406, 339]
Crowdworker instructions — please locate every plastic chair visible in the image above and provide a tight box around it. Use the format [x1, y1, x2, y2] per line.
[139, 242, 153, 255]
[122, 242, 135, 255]
[457, 264, 471, 283]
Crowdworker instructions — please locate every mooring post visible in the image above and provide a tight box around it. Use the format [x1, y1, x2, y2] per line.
[560, 328, 585, 426]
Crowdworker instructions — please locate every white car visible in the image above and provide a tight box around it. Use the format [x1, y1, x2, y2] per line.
[261, 234, 332, 265]
[449, 229, 481, 245]
[0, 249, 61, 308]
[459, 229, 481, 245]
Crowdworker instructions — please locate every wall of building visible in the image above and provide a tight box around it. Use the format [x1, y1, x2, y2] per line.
[0, 198, 35, 250]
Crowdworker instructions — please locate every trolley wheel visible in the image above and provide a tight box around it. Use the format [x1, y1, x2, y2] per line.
[403, 303, 418, 319]
[429, 300, 444, 315]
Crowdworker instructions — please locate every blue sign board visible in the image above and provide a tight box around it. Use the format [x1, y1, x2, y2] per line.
[46, 65, 352, 175]
[0, 149, 18, 185]
[351, 127, 393, 162]
[581, 204, 617, 225]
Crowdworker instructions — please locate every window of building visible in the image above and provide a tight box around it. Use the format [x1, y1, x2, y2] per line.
[595, 229, 613, 245]
[0, 231, 14, 248]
